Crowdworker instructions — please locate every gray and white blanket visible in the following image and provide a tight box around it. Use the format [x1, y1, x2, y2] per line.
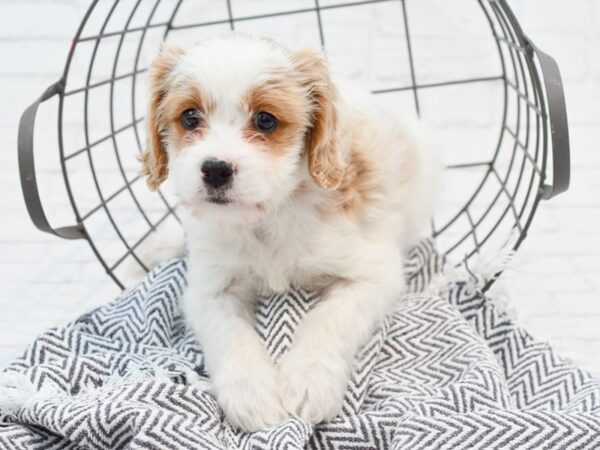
[1, 240, 599, 449]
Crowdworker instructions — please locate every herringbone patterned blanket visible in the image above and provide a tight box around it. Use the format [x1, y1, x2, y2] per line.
[1, 241, 599, 449]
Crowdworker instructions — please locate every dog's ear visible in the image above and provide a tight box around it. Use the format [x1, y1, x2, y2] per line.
[293, 49, 345, 190]
[140, 43, 184, 191]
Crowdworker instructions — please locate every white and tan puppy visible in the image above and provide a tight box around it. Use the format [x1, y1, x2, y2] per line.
[141, 32, 438, 431]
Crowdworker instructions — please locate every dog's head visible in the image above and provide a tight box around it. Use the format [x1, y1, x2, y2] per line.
[141, 33, 344, 219]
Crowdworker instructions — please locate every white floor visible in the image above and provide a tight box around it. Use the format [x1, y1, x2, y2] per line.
[0, 0, 599, 374]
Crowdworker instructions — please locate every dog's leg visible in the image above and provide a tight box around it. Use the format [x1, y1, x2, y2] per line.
[278, 253, 404, 424]
[184, 278, 287, 431]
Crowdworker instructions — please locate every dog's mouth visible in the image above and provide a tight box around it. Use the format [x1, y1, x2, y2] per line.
[202, 186, 233, 205]
[207, 195, 232, 205]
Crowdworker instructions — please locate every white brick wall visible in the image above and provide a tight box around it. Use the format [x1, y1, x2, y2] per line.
[0, 0, 598, 373]
[506, 0, 600, 374]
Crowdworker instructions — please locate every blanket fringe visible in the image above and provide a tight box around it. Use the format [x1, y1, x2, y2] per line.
[426, 231, 522, 318]
[0, 372, 61, 419]
[0, 362, 206, 421]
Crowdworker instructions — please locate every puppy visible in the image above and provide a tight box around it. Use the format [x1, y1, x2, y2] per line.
[141, 32, 439, 431]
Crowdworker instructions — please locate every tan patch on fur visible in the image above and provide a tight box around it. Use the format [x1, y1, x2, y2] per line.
[139, 43, 184, 191]
[292, 49, 345, 190]
[162, 87, 209, 150]
[243, 81, 309, 155]
[336, 146, 379, 216]
[295, 181, 310, 195]
[317, 124, 383, 222]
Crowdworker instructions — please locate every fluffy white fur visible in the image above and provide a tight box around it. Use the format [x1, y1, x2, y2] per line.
[141, 33, 439, 431]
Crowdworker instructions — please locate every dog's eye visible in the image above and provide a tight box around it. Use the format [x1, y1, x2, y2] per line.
[181, 108, 201, 130]
[254, 112, 278, 133]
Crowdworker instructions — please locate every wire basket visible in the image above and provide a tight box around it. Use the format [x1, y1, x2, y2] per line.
[18, 0, 570, 289]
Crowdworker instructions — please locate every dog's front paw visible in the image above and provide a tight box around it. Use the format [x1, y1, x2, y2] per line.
[213, 356, 288, 432]
[278, 346, 349, 424]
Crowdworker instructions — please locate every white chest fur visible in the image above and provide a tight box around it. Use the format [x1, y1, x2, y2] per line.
[183, 196, 351, 295]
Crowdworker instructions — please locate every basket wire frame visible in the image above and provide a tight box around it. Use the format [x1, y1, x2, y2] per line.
[50, 0, 550, 289]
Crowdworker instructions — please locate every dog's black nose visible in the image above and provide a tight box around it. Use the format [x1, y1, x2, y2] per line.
[201, 159, 233, 189]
